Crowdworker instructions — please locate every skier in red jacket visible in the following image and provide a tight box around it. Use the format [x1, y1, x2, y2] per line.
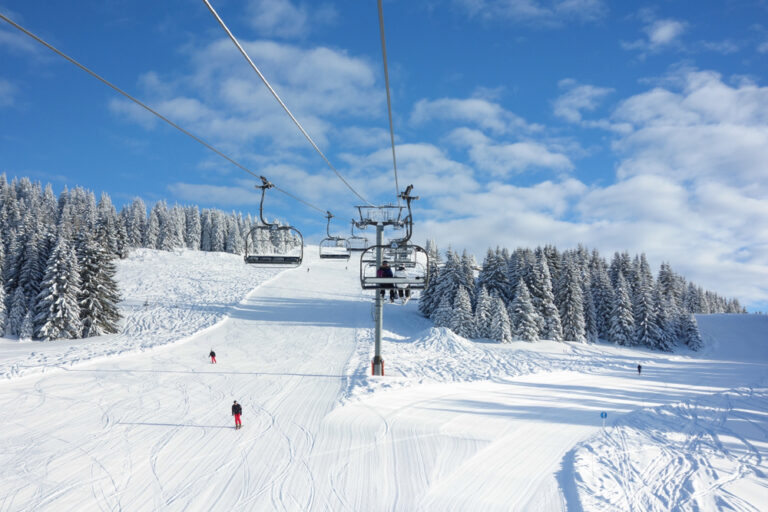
[232, 400, 242, 429]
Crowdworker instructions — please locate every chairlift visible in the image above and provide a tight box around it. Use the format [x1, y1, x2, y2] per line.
[348, 220, 369, 251]
[244, 177, 304, 266]
[319, 212, 351, 260]
[359, 185, 429, 291]
[360, 243, 429, 290]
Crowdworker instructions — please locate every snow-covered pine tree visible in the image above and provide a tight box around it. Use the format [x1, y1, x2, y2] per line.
[0, 242, 6, 335]
[652, 284, 675, 351]
[78, 236, 122, 338]
[123, 198, 147, 248]
[431, 294, 454, 328]
[557, 259, 586, 343]
[417, 239, 443, 317]
[473, 286, 492, 339]
[34, 238, 82, 341]
[185, 205, 202, 250]
[633, 259, 662, 349]
[6, 287, 27, 336]
[477, 248, 509, 302]
[210, 210, 226, 252]
[609, 272, 635, 346]
[430, 249, 465, 313]
[582, 281, 598, 343]
[226, 215, 244, 255]
[681, 313, 703, 350]
[96, 192, 120, 255]
[489, 296, 513, 343]
[509, 279, 539, 342]
[449, 286, 475, 338]
[158, 202, 184, 251]
[18, 309, 34, 341]
[590, 260, 613, 340]
[460, 250, 477, 304]
[144, 204, 161, 249]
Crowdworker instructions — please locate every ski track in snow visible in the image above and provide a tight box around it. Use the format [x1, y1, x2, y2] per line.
[0, 249, 766, 511]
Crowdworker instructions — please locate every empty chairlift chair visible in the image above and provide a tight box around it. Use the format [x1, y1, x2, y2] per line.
[348, 220, 369, 251]
[319, 212, 351, 260]
[244, 177, 304, 266]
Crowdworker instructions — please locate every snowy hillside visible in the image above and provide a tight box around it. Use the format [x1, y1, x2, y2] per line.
[0, 249, 766, 511]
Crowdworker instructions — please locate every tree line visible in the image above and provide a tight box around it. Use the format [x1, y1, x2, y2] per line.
[0, 175, 289, 341]
[419, 242, 746, 351]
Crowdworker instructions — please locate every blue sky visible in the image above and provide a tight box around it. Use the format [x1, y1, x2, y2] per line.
[1, 0, 767, 309]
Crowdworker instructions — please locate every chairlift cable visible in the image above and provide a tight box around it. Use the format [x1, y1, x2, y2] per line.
[202, 0, 374, 207]
[377, 0, 402, 207]
[0, 12, 333, 220]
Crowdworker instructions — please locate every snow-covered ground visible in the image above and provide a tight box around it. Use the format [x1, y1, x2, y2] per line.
[0, 248, 766, 511]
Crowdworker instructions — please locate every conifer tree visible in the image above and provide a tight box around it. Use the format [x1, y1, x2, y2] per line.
[473, 286, 492, 339]
[633, 266, 662, 348]
[477, 248, 509, 301]
[19, 310, 34, 341]
[509, 279, 539, 342]
[582, 282, 598, 343]
[6, 287, 28, 336]
[78, 237, 122, 337]
[609, 272, 635, 346]
[449, 286, 475, 337]
[0, 248, 5, 336]
[34, 238, 82, 341]
[489, 296, 513, 343]
[431, 294, 454, 328]
[653, 285, 675, 351]
[590, 262, 613, 340]
[558, 261, 586, 343]
[185, 206, 202, 250]
[681, 313, 703, 350]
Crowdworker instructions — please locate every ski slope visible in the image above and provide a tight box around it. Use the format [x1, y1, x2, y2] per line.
[0, 249, 766, 511]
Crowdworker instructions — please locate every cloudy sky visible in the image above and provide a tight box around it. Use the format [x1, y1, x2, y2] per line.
[1, 0, 767, 309]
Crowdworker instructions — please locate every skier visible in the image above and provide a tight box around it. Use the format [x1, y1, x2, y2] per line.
[232, 400, 242, 429]
[377, 261, 396, 303]
[637, 364, 642, 375]
[209, 349, 216, 364]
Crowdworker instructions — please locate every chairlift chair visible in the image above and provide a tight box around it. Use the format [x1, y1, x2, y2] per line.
[244, 177, 304, 266]
[319, 212, 351, 260]
[360, 243, 429, 290]
[348, 220, 369, 251]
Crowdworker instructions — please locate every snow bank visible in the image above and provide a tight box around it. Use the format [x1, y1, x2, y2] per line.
[0, 249, 281, 380]
[572, 386, 768, 511]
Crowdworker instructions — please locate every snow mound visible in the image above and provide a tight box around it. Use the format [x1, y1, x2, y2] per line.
[573, 386, 768, 511]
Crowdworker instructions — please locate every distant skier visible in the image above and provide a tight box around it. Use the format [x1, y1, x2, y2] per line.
[377, 261, 396, 303]
[637, 364, 642, 375]
[209, 349, 216, 364]
[232, 400, 242, 429]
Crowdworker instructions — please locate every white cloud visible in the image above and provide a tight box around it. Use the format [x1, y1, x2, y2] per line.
[111, 37, 382, 156]
[245, 0, 336, 39]
[622, 17, 686, 55]
[451, 0, 606, 26]
[448, 128, 573, 175]
[553, 79, 613, 123]
[410, 97, 539, 135]
[612, 69, 768, 188]
[758, 41, 768, 54]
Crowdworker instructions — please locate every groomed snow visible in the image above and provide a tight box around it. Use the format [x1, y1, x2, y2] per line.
[0, 249, 765, 511]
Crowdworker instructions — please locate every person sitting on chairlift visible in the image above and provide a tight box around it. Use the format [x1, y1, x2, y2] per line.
[394, 265, 411, 302]
[377, 260, 396, 303]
